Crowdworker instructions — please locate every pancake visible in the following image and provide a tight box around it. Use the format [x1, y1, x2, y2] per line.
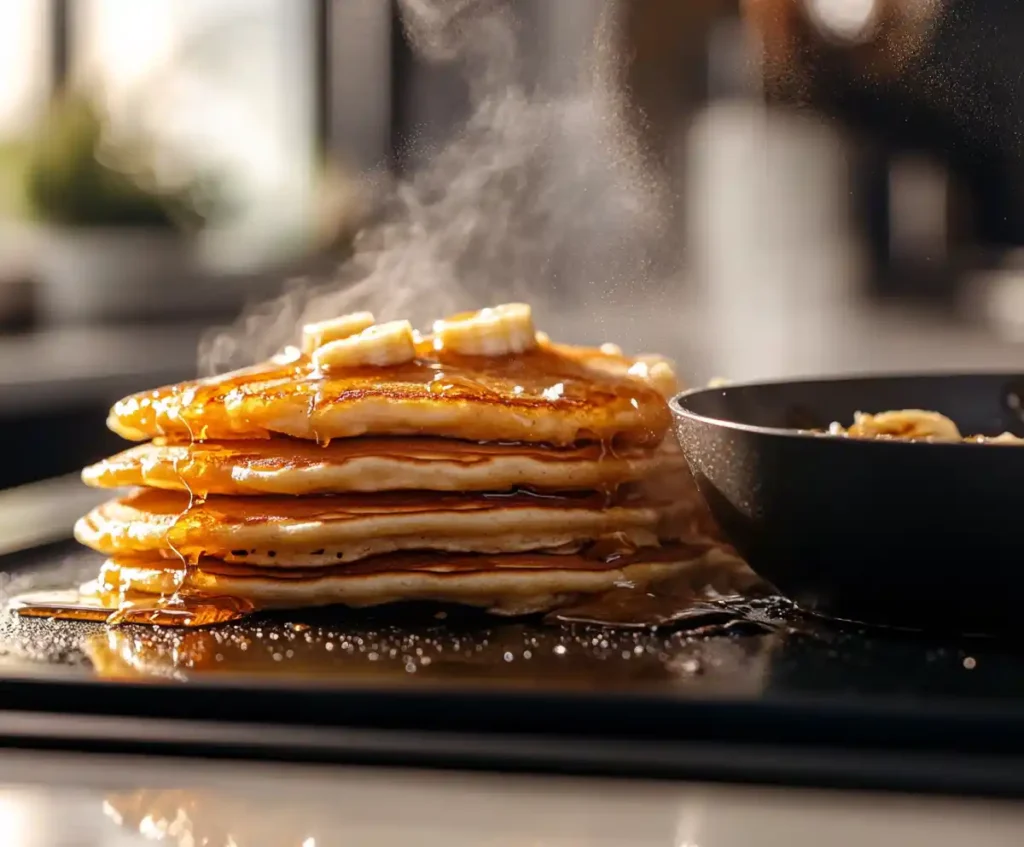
[106, 339, 671, 447]
[75, 487, 687, 565]
[82, 436, 685, 496]
[88, 544, 722, 616]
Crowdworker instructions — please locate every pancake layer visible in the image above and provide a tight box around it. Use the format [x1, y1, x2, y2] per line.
[106, 340, 671, 447]
[82, 436, 685, 496]
[74, 487, 685, 565]
[90, 545, 718, 616]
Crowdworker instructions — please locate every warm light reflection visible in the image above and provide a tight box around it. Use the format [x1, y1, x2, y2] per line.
[72, 0, 317, 267]
[0, 791, 32, 847]
[675, 797, 705, 847]
[0, 0, 49, 136]
[74, 0, 175, 98]
[806, 0, 878, 42]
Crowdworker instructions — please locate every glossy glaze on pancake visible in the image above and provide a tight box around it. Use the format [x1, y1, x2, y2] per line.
[74, 487, 688, 565]
[82, 436, 686, 496]
[106, 339, 671, 447]
[87, 545, 722, 616]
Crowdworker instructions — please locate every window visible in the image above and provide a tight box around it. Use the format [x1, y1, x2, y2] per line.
[0, 0, 52, 138]
[73, 0, 318, 268]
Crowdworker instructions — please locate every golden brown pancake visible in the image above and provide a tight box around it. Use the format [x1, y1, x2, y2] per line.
[75, 487, 688, 566]
[106, 340, 671, 447]
[82, 436, 686, 496]
[88, 545, 721, 616]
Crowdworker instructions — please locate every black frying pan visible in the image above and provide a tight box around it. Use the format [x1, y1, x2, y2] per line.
[670, 373, 1024, 634]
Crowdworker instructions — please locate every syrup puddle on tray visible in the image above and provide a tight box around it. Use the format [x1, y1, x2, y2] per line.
[9, 588, 255, 627]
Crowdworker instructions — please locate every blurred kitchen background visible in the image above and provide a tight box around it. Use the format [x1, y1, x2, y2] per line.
[2, 0, 1024, 504]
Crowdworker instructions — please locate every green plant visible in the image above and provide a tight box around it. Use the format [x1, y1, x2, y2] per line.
[21, 93, 217, 231]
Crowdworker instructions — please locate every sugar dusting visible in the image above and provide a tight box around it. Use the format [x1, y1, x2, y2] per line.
[198, 0, 671, 376]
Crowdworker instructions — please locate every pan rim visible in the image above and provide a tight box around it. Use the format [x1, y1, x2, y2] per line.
[669, 370, 1024, 449]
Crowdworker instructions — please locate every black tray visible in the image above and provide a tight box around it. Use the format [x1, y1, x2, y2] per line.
[4, 540, 1024, 799]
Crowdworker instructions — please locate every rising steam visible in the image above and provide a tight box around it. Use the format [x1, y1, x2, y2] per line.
[199, 0, 671, 376]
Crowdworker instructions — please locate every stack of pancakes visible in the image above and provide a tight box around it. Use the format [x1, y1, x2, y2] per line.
[73, 304, 719, 624]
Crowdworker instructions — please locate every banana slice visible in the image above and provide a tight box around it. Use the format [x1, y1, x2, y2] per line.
[844, 409, 961, 441]
[433, 303, 538, 357]
[627, 354, 679, 398]
[301, 311, 376, 354]
[312, 320, 417, 369]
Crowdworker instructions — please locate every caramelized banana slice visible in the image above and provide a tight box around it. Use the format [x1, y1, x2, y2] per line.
[312, 320, 417, 369]
[842, 409, 962, 441]
[433, 303, 538, 356]
[627, 354, 679, 398]
[301, 311, 376, 354]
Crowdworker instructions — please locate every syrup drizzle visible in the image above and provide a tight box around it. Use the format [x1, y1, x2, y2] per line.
[101, 401, 248, 627]
[17, 394, 259, 627]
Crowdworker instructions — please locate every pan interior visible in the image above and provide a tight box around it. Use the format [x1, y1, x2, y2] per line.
[675, 373, 1024, 440]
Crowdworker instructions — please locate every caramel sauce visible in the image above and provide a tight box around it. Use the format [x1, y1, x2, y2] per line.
[109, 340, 669, 446]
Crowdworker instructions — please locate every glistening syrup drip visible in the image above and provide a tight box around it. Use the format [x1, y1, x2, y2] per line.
[14, 391, 258, 627]
[100, 496, 239, 628]
[427, 367, 503, 397]
[104, 594, 256, 626]
[101, 413, 261, 625]
[103, 408, 239, 627]
[156, 412, 200, 621]
[309, 360, 328, 447]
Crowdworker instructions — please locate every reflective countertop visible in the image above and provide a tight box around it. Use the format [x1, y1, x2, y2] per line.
[0, 749, 1020, 847]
